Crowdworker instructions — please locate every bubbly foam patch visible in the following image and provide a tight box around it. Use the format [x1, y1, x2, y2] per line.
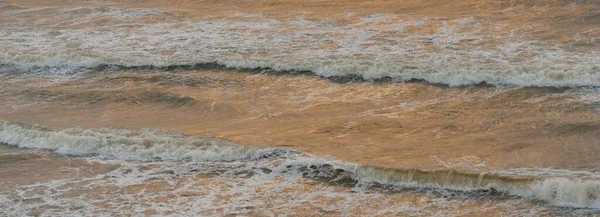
[532, 178, 600, 208]
[0, 160, 545, 216]
[0, 9, 599, 87]
[0, 156, 598, 216]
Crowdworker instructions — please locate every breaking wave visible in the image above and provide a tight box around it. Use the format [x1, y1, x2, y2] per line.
[0, 121, 293, 162]
[2, 58, 600, 87]
[1, 120, 600, 209]
[1, 10, 599, 87]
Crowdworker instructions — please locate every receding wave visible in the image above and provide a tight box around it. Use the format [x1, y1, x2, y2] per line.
[1, 120, 600, 209]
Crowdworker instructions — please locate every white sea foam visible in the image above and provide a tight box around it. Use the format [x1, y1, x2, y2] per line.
[1, 160, 545, 216]
[0, 121, 293, 162]
[0, 10, 599, 87]
[1, 120, 600, 210]
[531, 178, 600, 208]
[89, 8, 163, 18]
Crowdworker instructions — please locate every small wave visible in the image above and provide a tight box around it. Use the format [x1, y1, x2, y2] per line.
[2, 59, 600, 88]
[269, 160, 600, 209]
[0, 121, 294, 162]
[1, 14, 599, 87]
[2, 120, 600, 209]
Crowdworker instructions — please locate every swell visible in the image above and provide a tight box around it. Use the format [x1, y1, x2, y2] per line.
[1, 121, 600, 209]
[281, 160, 600, 209]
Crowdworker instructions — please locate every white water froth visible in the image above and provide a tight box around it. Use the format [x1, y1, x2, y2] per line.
[0, 160, 543, 216]
[3, 6, 163, 18]
[532, 178, 600, 208]
[0, 121, 292, 162]
[1, 121, 600, 210]
[0, 10, 599, 87]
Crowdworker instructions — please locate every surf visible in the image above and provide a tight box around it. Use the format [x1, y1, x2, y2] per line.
[1, 6, 599, 87]
[2, 120, 600, 209]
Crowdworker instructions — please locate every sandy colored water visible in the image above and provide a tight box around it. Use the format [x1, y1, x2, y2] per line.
[1, 71, 599, 172]
[2, 0, 600, 215]
[0, 145, 558, 216]
[3, 0, 599, 47]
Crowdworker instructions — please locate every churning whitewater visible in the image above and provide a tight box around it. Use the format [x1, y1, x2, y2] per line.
[1, 4, 600, 87]
[1, 120, 600, 211]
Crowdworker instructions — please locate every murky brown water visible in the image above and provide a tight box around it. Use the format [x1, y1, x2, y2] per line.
[1, 0, 600, 216]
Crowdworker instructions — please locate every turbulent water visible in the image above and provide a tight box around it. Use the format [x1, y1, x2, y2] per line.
[2, 1, 600, 87]
[2, 121, 600, 216]
[1, 0, 600, 216]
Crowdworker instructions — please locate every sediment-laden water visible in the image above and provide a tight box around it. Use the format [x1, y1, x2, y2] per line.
[1, 0, 600, 216]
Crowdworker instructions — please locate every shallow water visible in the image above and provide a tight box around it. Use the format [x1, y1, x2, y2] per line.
[1, 0, 600, 216]
[1, 124, 599, 216]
